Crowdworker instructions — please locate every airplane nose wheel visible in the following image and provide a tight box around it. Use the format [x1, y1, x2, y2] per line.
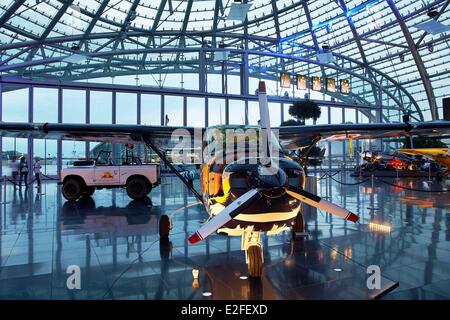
[243, 231, 263, 278]
[159, 215, 172, 239]
[247, 245, 263, 278]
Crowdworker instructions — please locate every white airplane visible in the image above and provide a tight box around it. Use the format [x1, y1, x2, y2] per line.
[1, 81, 449, 277]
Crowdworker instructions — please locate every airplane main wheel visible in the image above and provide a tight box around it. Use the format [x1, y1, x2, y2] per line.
[62, 178, 82, 201]
[292, 213, 305, 233]
[159, 215, 171, 239]
[247, 245, 263, 278]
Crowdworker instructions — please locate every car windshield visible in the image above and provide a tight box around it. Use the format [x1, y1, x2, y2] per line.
[95, 151, 111, 165]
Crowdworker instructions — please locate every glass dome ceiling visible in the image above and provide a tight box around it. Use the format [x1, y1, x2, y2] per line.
[0, 0, 449, 121]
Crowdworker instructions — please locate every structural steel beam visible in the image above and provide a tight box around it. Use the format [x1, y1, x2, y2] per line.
[387, 0, 438, 120]
[0, 0, 25, 28]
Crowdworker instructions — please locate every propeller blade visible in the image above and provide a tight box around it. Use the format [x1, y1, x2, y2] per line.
[286, 186, 359, 223]
[188, 189, 261, 244]
[258, 81, 273, 162]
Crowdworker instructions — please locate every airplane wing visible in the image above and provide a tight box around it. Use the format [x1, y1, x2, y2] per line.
[276, 121, 450, 150]
[0, 122, 206, 202]
[396, 148, 450, 157]
[0, 122, 204, 148]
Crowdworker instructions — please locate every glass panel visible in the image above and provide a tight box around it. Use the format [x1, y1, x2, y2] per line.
[316, 106, 329, 124]
[208, 98, 226, 126]
[141, 94, 161, 125]
[183, 74, 199, 91]
[91, 91, 112, 124]
[33, 139, 58, 176]
[228, 99, 246, 125]
[283, 103, 296, 124]
[248, 101, 260, 125]
[330, 107, 343, 124]
[2, 85, 28, 122]
[116, 92, 137, 124]
[344, 109, 356, 123]
[63, 89, 86, 123]
[187, 97, 205, 127]
[2, 137, 28, 176]
[33, 87, 58, 123]
[269, 102, 281, 126]
[227, 75, 240, 95]
[62, 141, 86, 167]
[164, 95, 183, 126]
[89, 142, 112, 162]
[207, 73, 222, 93]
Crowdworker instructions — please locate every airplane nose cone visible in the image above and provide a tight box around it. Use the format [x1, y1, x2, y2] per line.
[251, 165, 287, 188]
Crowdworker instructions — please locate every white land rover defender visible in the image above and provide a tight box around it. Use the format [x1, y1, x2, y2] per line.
[60, 150, 160, 201]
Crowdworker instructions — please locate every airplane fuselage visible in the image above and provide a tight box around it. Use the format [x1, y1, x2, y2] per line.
[198, 125, 306, 236]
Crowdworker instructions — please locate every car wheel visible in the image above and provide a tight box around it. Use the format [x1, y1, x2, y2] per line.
[159, 215, 171, 239]
[81, 186, 95, 197]
[126, 177, 149, 200]
[146, 184, 153, 195]
[62, 178, 82, 201]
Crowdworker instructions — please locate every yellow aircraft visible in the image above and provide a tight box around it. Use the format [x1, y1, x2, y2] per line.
[396, 148, 450, 178]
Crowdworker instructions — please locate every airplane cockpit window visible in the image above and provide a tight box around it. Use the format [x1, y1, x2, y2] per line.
[205, 126, 283, 162]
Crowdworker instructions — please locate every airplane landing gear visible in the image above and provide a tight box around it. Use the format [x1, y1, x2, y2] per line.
[242, 230, 263, 278]
[292, 212, 307, 237]
[159, 215, 172, 239]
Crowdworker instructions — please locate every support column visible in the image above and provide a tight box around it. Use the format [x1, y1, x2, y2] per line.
[160, 95, 165, 126]
[85, 89, 90, 160]
[28, 86, 33, 170]
[225, 98, 229, 125]
[183, 95, 187, 126]
[112, 91, 117, 163]
[199, 49, 206, 93]
[205, 97, 209, 127]
[0, 85, 2, 177]
[57, 88, 62, 177]
[137, 92, 142, 159]
[241, 52, 249, 96]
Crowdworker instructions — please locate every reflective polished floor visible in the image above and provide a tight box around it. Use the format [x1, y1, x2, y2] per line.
[0, 173, 448, 300]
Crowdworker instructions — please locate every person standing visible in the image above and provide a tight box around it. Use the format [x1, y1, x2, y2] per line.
[9, 157, 19, 190]
[19, 156, 29, 188]
[33, 158, 42, 189]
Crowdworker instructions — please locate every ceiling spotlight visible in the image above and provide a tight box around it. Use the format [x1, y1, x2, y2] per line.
[71, 42, 80, 51]
[427, 43, 434, 53]
[399, 53, 404, 62]
[427, 8, 439, 19]
[227, 1, 252, 22]
[321, 42, 330, 51]
[129, 11, 137, 21]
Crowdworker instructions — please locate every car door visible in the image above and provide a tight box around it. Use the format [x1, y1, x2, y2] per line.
[93, 165, 121, 185]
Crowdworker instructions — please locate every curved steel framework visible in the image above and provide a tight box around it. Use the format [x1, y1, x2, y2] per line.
[0, 0, 449, 121]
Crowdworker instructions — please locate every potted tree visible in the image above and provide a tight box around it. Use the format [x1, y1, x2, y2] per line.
[281, 100, 325, 174]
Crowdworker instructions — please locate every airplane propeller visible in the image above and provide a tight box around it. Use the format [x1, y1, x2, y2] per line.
[188, 81, 358, 244]
[285, 185, 359, 223]
[188, 167, 359, 245]
[188, 189, 261, 244]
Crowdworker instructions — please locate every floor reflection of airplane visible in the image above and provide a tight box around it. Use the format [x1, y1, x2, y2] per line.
[396, 148, 450, 178]
[1, 82, 450, 278]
